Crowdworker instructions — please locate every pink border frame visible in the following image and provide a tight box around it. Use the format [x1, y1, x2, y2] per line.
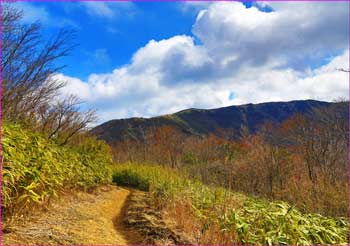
[0, 0, 349, 245]
[2, 0, 350, 2]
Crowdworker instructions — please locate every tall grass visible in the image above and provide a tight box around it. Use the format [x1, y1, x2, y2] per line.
[2, 123, 113, 216]
[112, 163, 349, 244]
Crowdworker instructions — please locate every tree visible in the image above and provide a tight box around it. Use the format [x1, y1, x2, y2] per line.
[2, 4, 75, 122]
[2, 4, 96, 145]
[279, 102, 348, 184]
[148, 126, 185, 168]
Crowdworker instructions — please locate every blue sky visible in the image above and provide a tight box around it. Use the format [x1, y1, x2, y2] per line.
[17, 1, 276, 80]
[15, 1, 349, 123]
[18, 2, 202, 79]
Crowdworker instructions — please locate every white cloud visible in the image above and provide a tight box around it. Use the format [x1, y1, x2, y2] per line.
[15, 1, 136, 29]
[86, 48, 111, 65]
[229, 50, 349, 105]
[55, 74, 91, 101]
[81, 2, 136, 20]
[57, 49, 348, 123]
[14, 2, 50, 24]
[57, 2, 349, 123]
[82, 2, 116, 19]
[179, 2, 212, 14]
[14, 2, 80, 29]
[193, 2, 348, 70]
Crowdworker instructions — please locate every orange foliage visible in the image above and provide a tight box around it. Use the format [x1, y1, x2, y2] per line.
[111, 109, 348, 216]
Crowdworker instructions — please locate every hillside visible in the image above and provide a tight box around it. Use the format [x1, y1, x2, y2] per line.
[111, 163, 349, 244]
[91, 100, 332, 143]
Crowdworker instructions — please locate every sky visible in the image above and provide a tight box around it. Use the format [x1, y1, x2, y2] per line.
[15, 1, 349, 123]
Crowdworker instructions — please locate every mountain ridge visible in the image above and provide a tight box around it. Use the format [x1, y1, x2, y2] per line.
[91, 99, 335, 143]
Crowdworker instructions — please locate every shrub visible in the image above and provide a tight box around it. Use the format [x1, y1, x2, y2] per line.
[112, 170, 149, 191]
[2, 123, 113, 216]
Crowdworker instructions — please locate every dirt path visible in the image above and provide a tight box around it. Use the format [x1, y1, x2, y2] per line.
[3, 186, 143, 245]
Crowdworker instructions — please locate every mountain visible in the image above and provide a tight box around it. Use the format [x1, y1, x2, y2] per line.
[91, 100, 335, 144]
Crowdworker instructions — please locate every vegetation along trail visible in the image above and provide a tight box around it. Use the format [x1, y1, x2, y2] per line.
[3, 186, 142, 245]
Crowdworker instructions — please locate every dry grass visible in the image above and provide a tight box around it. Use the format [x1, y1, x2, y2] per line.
[113, 163, 349, 244]
[162, 200, 203, 243]
[163, 199, 239, 244]
[2, 185, 142, 245]
[124, 190, 192, 244]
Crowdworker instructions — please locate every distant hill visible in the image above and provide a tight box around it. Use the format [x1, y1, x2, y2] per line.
[91, 100, 336, 144]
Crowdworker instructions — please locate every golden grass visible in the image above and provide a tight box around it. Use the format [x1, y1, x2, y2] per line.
[2, 185, 142, 245]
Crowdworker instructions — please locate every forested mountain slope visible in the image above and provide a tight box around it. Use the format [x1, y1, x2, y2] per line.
[92, 100, 334, 143]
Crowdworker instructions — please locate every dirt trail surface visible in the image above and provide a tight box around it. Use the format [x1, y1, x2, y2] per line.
[124, 191, 192, 244]
[3, 186, 143, 245]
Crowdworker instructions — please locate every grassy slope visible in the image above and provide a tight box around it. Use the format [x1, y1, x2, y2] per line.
[2, 123, 113, 215]
[112, 163, 349, 244]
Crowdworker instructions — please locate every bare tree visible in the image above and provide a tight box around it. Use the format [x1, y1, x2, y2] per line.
[278, 101, 348, 184]
[2, 4, 76, 124]
[2, 4, 97, 145]
[37, 95, 96, 145]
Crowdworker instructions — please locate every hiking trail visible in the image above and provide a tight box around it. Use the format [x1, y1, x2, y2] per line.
[3, 186, 142, 244]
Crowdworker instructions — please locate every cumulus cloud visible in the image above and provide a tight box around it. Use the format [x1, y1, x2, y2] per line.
[179, 2, 212, 14]
[193, 2, 348, 70]
[57, 2, 349, 123]
[56, 74, 92, 101]
[56, 49, 348, 123]
[229, 50, 349, 105]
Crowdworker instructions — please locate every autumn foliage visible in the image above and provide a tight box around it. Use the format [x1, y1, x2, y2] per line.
[112, 102, 348, 217]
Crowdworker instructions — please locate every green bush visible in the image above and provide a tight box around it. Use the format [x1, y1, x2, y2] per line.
[2, 123, 113, 214]
[112, 170, 149, 191]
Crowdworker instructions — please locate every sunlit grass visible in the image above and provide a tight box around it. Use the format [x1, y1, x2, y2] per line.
[113, 162, 349, 244]
[2, 123, 113, 215]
